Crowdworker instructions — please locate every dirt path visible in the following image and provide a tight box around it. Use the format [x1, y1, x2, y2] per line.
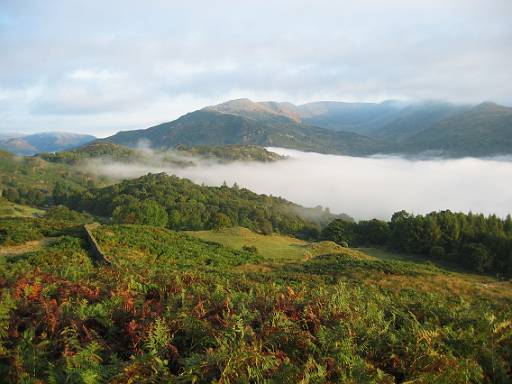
[0, 237, 59, 257]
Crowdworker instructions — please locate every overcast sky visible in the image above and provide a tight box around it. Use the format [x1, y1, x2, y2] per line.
[1, 0, 511, 137]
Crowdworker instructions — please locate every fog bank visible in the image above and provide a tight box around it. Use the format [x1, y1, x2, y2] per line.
[85, 148, 512, 220]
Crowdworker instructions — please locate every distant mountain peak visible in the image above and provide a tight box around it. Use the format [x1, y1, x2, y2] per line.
[0, 131, 96, 156]
[474, 101, 502, 110]
[204, 98, 302, 122]
[204, 98, 259, 111]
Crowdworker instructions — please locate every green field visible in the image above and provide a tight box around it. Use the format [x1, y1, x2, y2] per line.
[0, 198, 45, 218]
[189, 226, 371, 264]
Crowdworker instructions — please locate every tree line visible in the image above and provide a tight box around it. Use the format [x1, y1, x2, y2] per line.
[322, 210, 512, 276]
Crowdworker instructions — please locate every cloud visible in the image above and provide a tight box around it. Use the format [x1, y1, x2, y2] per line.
[0, 0, 511, 135]
[66, 69, 128, 81]
[82, 147, 512, 220]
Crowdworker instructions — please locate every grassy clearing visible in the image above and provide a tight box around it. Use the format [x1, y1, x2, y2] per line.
[0, 199, 44, 218]
[189, 226, 357, 262]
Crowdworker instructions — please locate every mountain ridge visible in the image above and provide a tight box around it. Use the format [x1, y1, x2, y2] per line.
[100, 98, 512, 157]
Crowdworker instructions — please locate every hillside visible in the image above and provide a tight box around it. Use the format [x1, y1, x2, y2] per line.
[38, 142, 139, 165]
[176, 144, 286, 162]
[297, 100, 405, 133]
[0, 132, 96, 156]
[399, 102, 512, 156]
[58, 172, 349, 236]
[189, 226, 362, 263]
[39, 142, 285, 167]
[0, 150, 105, 208]
[102, 98, 512, 158]
[103, 108, 386, 156]
[0, 218, 510, 382]
[371, 101, 470, 141]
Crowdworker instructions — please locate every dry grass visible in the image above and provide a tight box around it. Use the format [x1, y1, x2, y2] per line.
[0, 237, 58, 257]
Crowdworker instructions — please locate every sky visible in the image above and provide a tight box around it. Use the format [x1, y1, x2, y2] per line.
[1, 0, 511, 137]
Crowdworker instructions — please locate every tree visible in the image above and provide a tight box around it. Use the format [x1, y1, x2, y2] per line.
[321, 219, 355, 246]
[461, 243, 492, 273]
[505, 214, 512, 233]
[113, 200, 168, 227]
[257, 218, 273, 235]
[356, 219, 390, 245]
[210, 212, 232, 229]
[389, 211, 418, 252]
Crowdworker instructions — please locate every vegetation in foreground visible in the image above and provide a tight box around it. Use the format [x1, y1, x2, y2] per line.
[0, 218, 511, 383]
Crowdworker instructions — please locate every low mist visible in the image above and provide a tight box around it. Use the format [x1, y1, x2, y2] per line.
[84, 148, 512, 221]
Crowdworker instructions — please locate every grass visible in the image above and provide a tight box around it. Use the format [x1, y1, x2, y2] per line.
[357, 247, 512, 301]
[0, 199, 45, 218]
[189, 227, 353, 262]
[190, 229, 512, 302]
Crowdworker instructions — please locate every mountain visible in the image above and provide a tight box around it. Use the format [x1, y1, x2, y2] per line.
[0, 132, 25, 141]
[102, 98, 512, 158]
[296, 100, 406, 134]
[204, 98, 302, 123]
[0, 132, 96, 155]
[370, 101, 471, 141]
[204, 99, 407, 134]
[399, 102, 512, 156]
[103, 104, 386, 156]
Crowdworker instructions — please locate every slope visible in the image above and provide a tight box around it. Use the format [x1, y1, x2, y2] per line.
[400, 102, 512, 156]
[103, 108, 385, 156]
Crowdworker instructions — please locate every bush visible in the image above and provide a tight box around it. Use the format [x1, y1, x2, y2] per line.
[430, 246, 445, 259]
[462, 243, 492, 273]
[242, 245, 258, 254]
[210, 213, 232, 229]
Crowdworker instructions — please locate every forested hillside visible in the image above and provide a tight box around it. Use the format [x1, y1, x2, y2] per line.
[1, 142, 511, 382]
[0, 149, 102, 207]
[39, 142, 285, 165]
[55, 173, 345, 237]
[176, 144, 285, 162]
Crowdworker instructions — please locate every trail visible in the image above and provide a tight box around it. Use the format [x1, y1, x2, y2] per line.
[0, 237, 59, 257]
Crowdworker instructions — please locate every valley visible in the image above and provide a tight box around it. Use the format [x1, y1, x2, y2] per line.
[2, 1, 511, 382]
[0, 141, 511, 382]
